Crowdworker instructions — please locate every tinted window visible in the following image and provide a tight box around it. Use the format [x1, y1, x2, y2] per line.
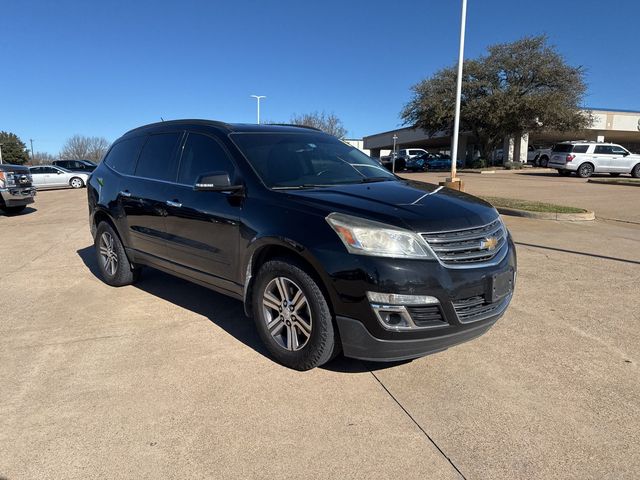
[56, 161, 70, 168]
[30, 167, 43, 174]
[572, 145, 589, 154]
[135, 133, 182, 182]
[105, 137, 145, 175]
[178, 133, 235, 185]
[42, 167, 58, 174]
[611, 146, 628, 155]
[594, 145, 614, 155]
[552, 144, 574, 153]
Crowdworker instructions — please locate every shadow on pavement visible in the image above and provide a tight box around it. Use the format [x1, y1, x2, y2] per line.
[77, 246, 402, 373]
[0, 206, 37, 217]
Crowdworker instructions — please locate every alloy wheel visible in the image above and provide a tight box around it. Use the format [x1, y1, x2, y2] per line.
[262, 277, 312, 351]
[99, 232, 118, 276]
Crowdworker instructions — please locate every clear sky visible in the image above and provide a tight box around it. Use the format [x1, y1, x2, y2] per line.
[2, 0, 638, 154]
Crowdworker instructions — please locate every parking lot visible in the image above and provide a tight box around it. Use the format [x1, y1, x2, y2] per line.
[1, 175, 639, 479]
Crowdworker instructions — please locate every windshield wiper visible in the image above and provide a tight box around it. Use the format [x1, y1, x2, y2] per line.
[272, 184, 330, 190]
[358, 177, 395, 184]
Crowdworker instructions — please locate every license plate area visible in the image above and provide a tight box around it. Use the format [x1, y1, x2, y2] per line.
[489, 270, 513, 303]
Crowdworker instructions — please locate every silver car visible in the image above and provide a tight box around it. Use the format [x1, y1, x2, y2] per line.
[29, 165, 90, 189]
[548, 142, 640, 178]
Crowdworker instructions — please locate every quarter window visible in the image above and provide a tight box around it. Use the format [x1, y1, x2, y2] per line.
[178, 133, 235, 186]
[104, 136, 145, 176]
[572, 145, 589, 154]
[611, 146, 628, 155]
[135, 133, 182, 182]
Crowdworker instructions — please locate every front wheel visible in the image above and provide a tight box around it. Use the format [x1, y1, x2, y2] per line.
[539, 156, 549, 168]
[252, 259, 340, 370]
[95, 222, 140, 286]
[70, 177, 85, 189]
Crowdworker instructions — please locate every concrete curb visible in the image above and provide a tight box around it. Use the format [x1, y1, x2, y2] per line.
[465, 170, 497, 174]
[495, 206, 595, 222]
[588, 179, 640, 187]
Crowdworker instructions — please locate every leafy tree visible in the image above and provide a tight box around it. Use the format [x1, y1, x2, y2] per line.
[401, 36, 591, 159]
[289, 111, 348, 139]
[0, 131, 30, 165]
[60, 135, 111, 162]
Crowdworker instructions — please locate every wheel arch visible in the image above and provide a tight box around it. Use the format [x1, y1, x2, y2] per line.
[243, 239, 335, 319]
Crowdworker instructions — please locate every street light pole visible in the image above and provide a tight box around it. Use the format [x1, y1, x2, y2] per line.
[392, 133, 398, 173]
[0, 143, 3, 165]
[449, 0, 468, 185]
[250, 95, 266, 124]
[30, 139, 34, 162]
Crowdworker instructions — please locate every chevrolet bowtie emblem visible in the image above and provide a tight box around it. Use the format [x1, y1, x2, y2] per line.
[480, 236, 499, 251]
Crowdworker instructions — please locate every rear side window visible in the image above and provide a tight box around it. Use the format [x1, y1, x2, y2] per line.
[104, 137, 145, 175]
[552, 144, 574, 153]
[135, 133, 182, 182]
[177, 133, 235, 185]
[572, 145, 589, 154]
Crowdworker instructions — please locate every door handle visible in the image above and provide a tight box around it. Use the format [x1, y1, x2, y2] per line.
[166, 200, 182, 208]
[119, 190, 132, 197]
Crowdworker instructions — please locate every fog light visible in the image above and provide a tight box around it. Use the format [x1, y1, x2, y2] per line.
[366, 292, 439, 305]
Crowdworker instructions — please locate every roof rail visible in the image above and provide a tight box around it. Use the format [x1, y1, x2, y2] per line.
[123, 119, 231, 136]
[267, 123, 323, 132]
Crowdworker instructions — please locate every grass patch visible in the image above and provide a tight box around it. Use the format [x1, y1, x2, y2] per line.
[480, 196, 586, 214]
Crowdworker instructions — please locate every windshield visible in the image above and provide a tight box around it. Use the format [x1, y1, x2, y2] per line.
[230, 132, 395, 188]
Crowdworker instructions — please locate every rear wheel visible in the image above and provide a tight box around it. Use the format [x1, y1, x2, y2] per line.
[0, 205, 27, 215]
[577, 163, 594, 178]
[70, 177, 84, 189]
[95, 222, 140, 286]
[632, 164, 640, 178]
[252, 259, 339, 370]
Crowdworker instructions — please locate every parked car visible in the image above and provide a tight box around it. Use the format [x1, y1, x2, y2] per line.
[397, 148, 428, 162]
[88, 120, 516, 370]
[548, 142, 640, 178]
[405, 154, 431, 172]
[0, 163, 36, 214]
[381, 152, 404, 171]
[29, 165, 90, 189]
[54, 159, 98, 173]
[418, 155, 462, 171]
[533, 147, 552, 167]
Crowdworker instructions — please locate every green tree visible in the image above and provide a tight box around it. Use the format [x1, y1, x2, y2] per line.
[289, 111, 348, 139]
[0, 131, 30, 165]
[401, 36, 591, 159]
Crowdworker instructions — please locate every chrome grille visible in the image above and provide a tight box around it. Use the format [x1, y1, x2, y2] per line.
[452, 294, 510, 324]
[421, 219, 507, 266]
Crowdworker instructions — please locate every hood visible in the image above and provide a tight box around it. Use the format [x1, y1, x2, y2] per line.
[283, 179, 498, 232]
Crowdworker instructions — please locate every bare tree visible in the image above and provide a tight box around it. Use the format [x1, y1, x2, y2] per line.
[60, 135, 111, 162]
[31, 152, 58, 165]
[289, 112, 348, 139]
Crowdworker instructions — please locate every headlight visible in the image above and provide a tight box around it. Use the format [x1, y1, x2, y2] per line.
[326, 212, 434, 259]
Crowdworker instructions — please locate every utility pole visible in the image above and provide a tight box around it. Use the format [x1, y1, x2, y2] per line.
[448, 0, 468, 189]
[30, 139, 34, 163]
[250, 95, 266, 124]
[392, 133, 398, 173]
[0, 143, 3, 164]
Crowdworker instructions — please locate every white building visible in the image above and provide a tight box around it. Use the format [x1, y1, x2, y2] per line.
[363, 108, 640, 163]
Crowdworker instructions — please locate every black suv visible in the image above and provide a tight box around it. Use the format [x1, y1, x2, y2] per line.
[54, 159, 97, 173]
[88, 120, 516, 370]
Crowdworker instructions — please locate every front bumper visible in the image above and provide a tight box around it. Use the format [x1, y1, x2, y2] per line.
[317, 236, 517, 361]
[0, 186, 36, 207]
[337, 314, 499, 361]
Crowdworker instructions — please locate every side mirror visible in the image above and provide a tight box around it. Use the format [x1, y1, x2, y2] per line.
[57, 171, 63, 175]
[194, 171, 243, 193]
[623, 152, 630, 157]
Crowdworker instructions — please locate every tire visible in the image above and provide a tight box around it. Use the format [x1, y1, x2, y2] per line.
[1, 205, 27, 215]
[632, 164, 640, 179]
[94, 221, 141, 286]
[70, 177, 84, 189]
[609, 173, 621, 177]
[252, 259, 340, 370]
[577, 163, 594, 178]
[539, 156, 549, 168]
